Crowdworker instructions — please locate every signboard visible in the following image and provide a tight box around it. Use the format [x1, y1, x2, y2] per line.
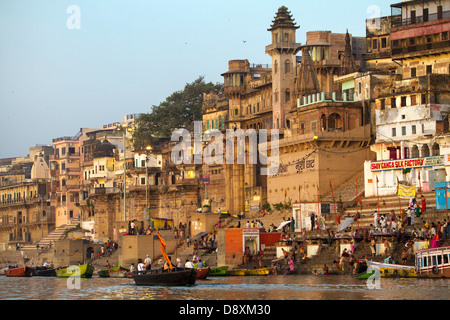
[250, 206, 260, 211]
[398, 184, 416, 199]
[371, 156, 444, 172]
[202, 174, 210, 185]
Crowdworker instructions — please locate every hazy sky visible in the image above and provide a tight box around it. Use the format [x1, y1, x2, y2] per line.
[0, 0, 393, 159]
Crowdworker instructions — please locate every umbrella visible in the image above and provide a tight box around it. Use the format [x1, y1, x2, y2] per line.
[192, 232, 209, 241]
[336, 217, 354, 233]
[276, 220, 292, 231]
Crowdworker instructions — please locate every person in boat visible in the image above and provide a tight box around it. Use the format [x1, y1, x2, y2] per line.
[163, 257, 173, 272]
[144, 255, 152, 271]
[185, 259, 194, 269]
[130, 263, 136, 274]
[137, 259, 145, 274]
[323, 264, 329, 275]
[176, 258, 184, 270]
[106, 260, 111, 269]
[197, 259, 204, 269]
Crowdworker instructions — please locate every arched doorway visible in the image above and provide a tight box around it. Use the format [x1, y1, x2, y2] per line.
[328, 113, 342, 131]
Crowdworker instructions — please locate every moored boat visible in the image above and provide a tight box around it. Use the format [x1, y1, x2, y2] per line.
[415, 246, 450, 278]
[196, 267, 210, 279]
[133, 269, 197, 286]
[98, 266, 129, 278]
[5, 266, 33, 277]
[356, 261, 416, 279]
[209, 266, 229, 276]
[56, 264, 94, 279]
[244, 267, 270, 276]
[226, 269, 246, 276]
[34, 266, 61, 277]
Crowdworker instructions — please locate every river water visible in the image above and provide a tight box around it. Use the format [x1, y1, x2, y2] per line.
[0, 274, 449, 300]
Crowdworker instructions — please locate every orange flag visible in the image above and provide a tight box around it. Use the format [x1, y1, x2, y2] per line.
[157, 231, 173, 270]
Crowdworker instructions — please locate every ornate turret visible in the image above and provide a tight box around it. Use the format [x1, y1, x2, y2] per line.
[340, 29, 357, 76]
[268, 6, 300, 31]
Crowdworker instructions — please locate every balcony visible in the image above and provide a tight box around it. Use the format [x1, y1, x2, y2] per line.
[90, 187, 119, 195]
[391, 10, 450, 28]
[297, 92, 356, 108]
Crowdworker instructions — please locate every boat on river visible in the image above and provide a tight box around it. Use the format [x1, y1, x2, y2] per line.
[356, 261, 416, 279]
[209, 266, 229, 276]
[132, 269, 197, 286]
[415, 246, 450, 278]
[98, 266, 129, 278]
[196, 267, 210, 279]
[5, 266, 34, 277]
[34, 266, 63, 277]
[56, 264, 94, 278]
[245, 267, 270, 276]
[226, 269, 246, 276]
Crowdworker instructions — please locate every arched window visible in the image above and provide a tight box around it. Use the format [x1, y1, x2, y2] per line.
[320, 114, 327, 131]
[432, 143, 440, 156]
[234, 108, 239, 116]
[285, 60, 290, 74]
[411, 145, 419, 158]
[328, 113, 343, 131]
[421, 144, 430, 157]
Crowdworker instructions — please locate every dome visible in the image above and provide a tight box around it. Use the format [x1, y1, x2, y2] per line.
[93, 140, 116, 158]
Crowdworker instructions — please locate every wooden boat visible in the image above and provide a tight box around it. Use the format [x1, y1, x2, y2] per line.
[98, 266, 129, 278]
[415, 246, 450, 278]
[34, 266, 61, 277]
[133, 269, 197, 286]
[196, 267, 210, 279]
[244, 267, 270, 276]
[209, 266, 229, 276]
[226, 269, 246, 276]
[5, 266, 33, 277]
[355, 261, 416, 279]
[56, 264, 94, 279]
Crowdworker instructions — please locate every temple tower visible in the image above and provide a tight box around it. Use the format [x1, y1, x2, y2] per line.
[265, 6, 301, 132]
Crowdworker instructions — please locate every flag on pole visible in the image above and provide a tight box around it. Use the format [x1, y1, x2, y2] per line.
[157, 231, 173, 270]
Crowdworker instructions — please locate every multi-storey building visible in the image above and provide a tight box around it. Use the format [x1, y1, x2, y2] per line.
[364, 0, 450, 196]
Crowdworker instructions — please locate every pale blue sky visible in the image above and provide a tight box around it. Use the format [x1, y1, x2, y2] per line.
[0, 0, 392, 158]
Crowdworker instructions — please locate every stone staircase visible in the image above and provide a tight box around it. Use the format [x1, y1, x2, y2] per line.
[21, 220, 81, 251]
[343, 191, 438, 230]
[322, 170, 366, 203]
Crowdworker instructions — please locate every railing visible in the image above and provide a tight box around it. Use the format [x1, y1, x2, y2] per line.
[392, 10, 450, 28]
[297, 92, 356, 108]
[392, 40, 450, 56]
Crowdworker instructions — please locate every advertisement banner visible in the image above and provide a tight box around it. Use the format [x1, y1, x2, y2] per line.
[398, 184, 416, 199]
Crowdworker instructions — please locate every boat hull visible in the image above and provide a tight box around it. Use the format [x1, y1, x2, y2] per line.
[34, 267, 58, 277]
[5, 266, 33, 277]
[245, 268, 270, 276]
[226, 269, 246, 276]
[98, 266, 129, 278]
[56, 264, 94, 279]
[209, 266, 229, 276]
[133, 269, 197, 286]
[356, 262, 416, 279]
[196, 267, 210, 279]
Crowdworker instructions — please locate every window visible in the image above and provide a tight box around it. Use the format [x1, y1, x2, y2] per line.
[411, 68, 416, 78]
[391, 98, 397, 108]
[285, 60, 290, 74]
[426, 65, 432, 75]
[372, 39, 378, 50]
[423, 8, 429, 23]
[381, 37, 387, 48]
[234, 109, 239, 116]
[401, 96, 407, 107]
[422, 94, 427, 104]
[141, 177, 146, 185]
[392, 128, 397, 137]
[285, 89, 291, 102]
[412, 125, 417, 134]
[438, 5, 443, 20]
[402, 126, 407, 136]
[380, 99, 385, 110]
[411, 10, 416, 24]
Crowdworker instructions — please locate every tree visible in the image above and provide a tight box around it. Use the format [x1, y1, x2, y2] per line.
[133, 76, 223, 149]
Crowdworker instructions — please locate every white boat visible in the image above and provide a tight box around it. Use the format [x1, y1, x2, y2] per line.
[415, 246, 450, 278]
